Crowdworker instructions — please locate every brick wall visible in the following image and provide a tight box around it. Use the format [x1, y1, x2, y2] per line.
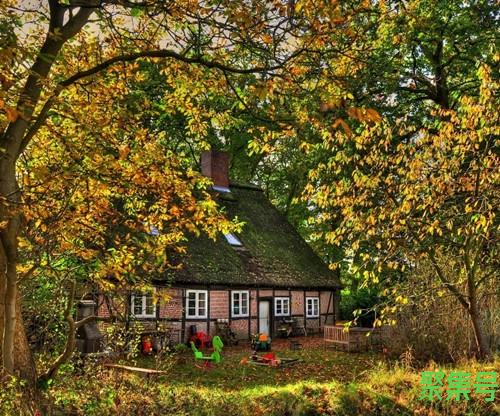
[210, 290, 229, 318]
[97, 293, 127, 317]
[185, 320, 208, 341]
[291, 291, 304, 315]
[306, 318, 320, 331]
[231, 319, 249, 339]
[305, 290, 320, 297]
[201, 150, 229, 188]
[97, 294, 110, 318]
[250, 290, 257, 316]
[259, 289, 273, 297]
[159, 288, 183, 319]
[96, 286, 339, 341]
[320, 291, 333, 314]
[250, 317, 258, 335]
[250, 290, 258, 335]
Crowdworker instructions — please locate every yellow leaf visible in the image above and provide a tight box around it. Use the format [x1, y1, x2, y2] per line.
[366, 108, 382, 122]
[332, 118, 352, 136]
[6, 107, 19, 122]
[262, 34, 273, 44]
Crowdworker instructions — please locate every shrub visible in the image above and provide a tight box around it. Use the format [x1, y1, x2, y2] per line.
[340, 287, 380, 327]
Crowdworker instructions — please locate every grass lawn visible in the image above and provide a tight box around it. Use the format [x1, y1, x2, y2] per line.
[161, 337, 380, 390]
[5, 336, 497, 415]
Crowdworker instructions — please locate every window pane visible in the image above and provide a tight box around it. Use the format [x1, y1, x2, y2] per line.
[234, 293, 240, 303]
[283, 299, 289, 314]
[145, 303, 154, 315]
[188, 297, 196, 309]
[188, 307, 196, 316]
[188, 292, 196, 303]
[241, 294, 248, 315]
[306, 298, 319, 316]
[234, 305, 240, 315]
[133, 296, 142, 315]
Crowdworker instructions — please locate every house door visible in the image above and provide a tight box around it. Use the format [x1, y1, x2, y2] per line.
[259, 300, 270, 335]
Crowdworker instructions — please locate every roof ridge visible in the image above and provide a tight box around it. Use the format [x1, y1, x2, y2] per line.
[229, 182, 263, 191]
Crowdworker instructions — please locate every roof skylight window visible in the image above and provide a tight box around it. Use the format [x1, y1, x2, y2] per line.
[212, 185, 231, 193]
[224, 233, 243, 247]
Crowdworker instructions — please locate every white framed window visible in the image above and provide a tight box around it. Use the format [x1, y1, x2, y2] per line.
[274, 297, 290, 316]
[306, 297, 319, 318]
[131, 292, 156, 318]
[232, 291, 249, 317]
[186, 290, 208, 319]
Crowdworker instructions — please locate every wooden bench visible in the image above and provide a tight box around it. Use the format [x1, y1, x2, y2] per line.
[324, 325, 351, 351]
[104, 363, 168, 379]
[324, 325, 383, 352]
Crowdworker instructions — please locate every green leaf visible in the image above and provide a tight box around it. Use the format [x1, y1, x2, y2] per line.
[131, 7, 142, 17]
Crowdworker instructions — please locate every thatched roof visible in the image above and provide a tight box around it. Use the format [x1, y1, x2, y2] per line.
[163, 183, 341, 289]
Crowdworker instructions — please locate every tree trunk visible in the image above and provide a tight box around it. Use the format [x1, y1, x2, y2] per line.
[0, 4, 93, 384]
[0, 247, 4, 363]
[0, 291, 38, 384]
[0, 158, 22, 375]
[468, 292, 491, 360]
[14, 294, 37, 384]
[464, 244, 492, 361]
[3, 255, 16, 373]
[0, 160, 37, 385]
[0, 156, 37, 386]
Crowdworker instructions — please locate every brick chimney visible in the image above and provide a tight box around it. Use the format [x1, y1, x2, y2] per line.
[201, 150, 230, 188]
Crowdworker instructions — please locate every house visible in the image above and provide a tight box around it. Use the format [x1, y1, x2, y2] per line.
[96, 150, 342, 342]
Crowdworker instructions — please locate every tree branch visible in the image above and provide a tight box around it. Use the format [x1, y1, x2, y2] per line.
[427, 249, 469, 309]
[21, 47, 299, 154]
[38, 280, 77, 384]
[62, 50, 286, 88]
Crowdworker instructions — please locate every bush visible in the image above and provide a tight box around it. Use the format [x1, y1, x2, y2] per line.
[340, 287, 380, 327]
[384, 259, 499, 363]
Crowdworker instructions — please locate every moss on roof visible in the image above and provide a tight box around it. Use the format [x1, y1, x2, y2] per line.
[167, 184, 341, 289]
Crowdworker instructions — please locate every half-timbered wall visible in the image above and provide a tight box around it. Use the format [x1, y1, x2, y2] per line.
[96, 286, 337, 342]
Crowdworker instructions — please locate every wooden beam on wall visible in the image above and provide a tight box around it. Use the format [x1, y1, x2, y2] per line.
[303, 290, 307, 332]
[206, 286, 211, 334]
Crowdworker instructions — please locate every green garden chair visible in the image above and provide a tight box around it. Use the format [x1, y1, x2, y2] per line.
[191, 335, 224, 368]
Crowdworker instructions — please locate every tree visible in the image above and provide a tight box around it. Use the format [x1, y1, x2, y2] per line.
[0, 0, 362, 385]
[243, 1, 497, 361]
[346, 0, 498, 114]
[303, 66, 498, 359]
[246, 0, 497, 226]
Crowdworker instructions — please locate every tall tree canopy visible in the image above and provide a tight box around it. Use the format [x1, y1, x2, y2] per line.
[298, 1, 498, 359]
[0, 0, 368, 384]
[246, 0, 498, 359]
